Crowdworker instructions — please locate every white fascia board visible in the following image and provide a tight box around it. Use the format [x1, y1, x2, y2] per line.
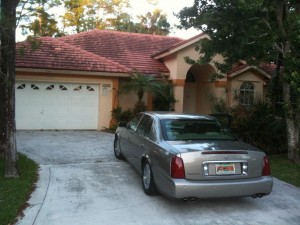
[228, 66, 271, 79]
[153, 34, 210, 60]
[16, 68, 130, 77]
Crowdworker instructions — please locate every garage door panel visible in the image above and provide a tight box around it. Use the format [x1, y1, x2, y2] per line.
[44, 109, 58, 118]
[84, 107, 98, 116]
[16, 94, 30, 106]
[58, 100, 72, 107]
[43, 120, 59, 129]
[16, 81, 99, 130]
[57, 120, 71, 130]
[58, 107, 70, 115]
[85, 109, 97, 116]
[16, 106, 29, 116]
[83, 120, 96, 129]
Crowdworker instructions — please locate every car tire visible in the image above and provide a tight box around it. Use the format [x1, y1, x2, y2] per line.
[142, 161, 157, 195]
[113, 135, 123, 160]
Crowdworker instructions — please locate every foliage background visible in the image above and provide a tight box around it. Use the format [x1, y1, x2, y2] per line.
[212, 96, 287, 155]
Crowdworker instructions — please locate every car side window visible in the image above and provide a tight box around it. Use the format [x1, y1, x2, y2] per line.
[136, 115, 154, 140]
[128, 114, 143, 131]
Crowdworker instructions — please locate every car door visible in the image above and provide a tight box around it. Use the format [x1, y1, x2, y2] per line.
[130, 115, 154, 171]
[120, 114, 143, 162]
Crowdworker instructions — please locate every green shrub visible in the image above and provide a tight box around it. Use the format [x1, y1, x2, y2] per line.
[153, 83, 176, 111]
[133, 101, 147, 114]
[213, 96, 287, 155]
[111, 107, 134, 123]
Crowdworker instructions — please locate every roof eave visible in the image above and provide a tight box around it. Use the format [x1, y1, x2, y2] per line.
[228, 66, 271, 79]
[153, 33, 209, 59]
[16, 68, 130, 77]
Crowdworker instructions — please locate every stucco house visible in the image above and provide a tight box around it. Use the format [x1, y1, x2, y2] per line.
[15, 29, 274, 130]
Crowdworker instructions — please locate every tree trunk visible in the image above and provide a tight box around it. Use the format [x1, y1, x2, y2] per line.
[0, 0, 20, 177]
[0, 0, 3, 157]
[283, 81, 300, 163]
[276, 0, 300, 163]
[286, 118, 300, 162]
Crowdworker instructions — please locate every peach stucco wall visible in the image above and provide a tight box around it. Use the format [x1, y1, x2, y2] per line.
[164, 45, 202, 81]
[16, 72, 117, 130]
[163, 45, 200, 112]
[162, 42, 227, 114]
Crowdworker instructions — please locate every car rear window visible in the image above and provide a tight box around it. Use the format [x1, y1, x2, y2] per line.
[160, 119, 236, 141]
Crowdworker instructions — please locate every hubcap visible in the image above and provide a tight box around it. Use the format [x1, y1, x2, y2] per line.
[143, 164, 151, 189]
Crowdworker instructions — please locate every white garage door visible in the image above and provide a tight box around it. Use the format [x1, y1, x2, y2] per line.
[16, 82, 99, 130]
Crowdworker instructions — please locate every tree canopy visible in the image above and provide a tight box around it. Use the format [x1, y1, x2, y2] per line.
[178, 0, 300, 162]
[62, 0, 130, 33]
[21, 6, 62, 37]
[17, 0, 60, 36]
[136, 9, 170, 35]
[17, 0, 172, 37]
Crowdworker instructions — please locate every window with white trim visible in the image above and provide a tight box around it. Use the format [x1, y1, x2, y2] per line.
[74, 85, 82, 91]
[17, 84, 26, 89]
[87, 86, 95, 91]
[60, 85, 68, 91]
[240, 81, 254, 106]
[46, 85, 54, 90]
[31, 84, 39, 90]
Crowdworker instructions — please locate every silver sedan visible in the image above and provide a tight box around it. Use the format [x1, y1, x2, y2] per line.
[113, 112, 273, 200]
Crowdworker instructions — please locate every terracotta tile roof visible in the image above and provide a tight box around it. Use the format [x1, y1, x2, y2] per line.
[260, 63, 276, 75]
[227, 63, 248, 75]
[16, 29, 183, 75]
[16, 37, 130, 73]
[58, 30, 183, 74]
[228, 62, 276, 77]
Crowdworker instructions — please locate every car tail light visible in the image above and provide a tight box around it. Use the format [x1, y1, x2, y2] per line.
[171, 156, 185, 179]
[262, 156, 271, 176]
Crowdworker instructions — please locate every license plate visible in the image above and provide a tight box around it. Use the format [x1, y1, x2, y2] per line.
[215, 163, 236, 175]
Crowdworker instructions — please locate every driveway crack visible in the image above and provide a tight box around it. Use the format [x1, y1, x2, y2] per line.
[32, 167, 51, 225]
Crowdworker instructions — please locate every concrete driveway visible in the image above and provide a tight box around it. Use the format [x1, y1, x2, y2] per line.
[16, 131, 300, 225]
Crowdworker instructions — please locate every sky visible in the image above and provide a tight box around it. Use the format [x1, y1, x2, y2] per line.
[16, 0, 200, 41]
[128, 0, 200, 39]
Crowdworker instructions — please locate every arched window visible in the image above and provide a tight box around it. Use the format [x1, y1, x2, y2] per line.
[240, 81, 254, 106]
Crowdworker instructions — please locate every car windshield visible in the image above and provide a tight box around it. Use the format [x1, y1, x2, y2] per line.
[160, 119, 236, 141]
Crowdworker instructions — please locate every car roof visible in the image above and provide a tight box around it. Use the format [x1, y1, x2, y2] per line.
[142, 111, 217, 121]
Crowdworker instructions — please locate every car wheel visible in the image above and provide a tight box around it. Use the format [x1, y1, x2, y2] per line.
[142, 161, 157, 195]
[113, 135, 123, 160]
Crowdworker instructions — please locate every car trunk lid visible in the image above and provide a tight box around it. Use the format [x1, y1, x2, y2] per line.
[168, 140, 264, 180]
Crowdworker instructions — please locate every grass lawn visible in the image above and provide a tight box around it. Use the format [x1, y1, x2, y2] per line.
[0, 154, 38, 225]
[269, 155, 300, 188]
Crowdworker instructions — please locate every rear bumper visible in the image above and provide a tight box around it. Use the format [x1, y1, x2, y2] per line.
[162, 176, 273, 199]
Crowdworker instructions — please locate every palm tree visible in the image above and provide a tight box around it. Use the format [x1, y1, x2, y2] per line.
[120, 73, 173, 112]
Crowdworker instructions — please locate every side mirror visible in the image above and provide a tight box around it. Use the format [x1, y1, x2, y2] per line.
[118, 121, 127, 127]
